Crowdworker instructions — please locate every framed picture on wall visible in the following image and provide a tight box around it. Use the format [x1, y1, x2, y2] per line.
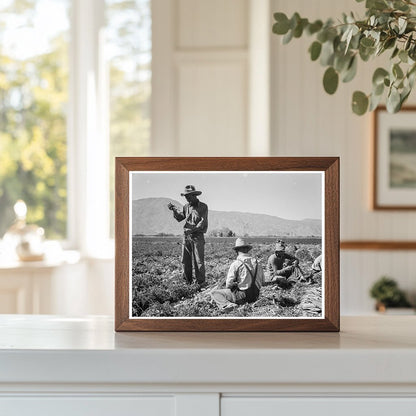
[115, 157, 339, 332]
[373, 106, 416, 209]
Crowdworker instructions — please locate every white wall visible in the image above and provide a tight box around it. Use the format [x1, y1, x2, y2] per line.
[152, 0, 251, 156]
[150, 0, 416, 315]
[39, 0, 415, 317]
[270, 0, 416, 313]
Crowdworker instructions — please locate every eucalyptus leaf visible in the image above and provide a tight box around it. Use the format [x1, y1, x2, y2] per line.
[307, 20, 323, 35]
[383, 37, 396, 50]
[399, 49, 408, 63]
[320, 40, 335, 66]
[342, 56, 358, 82]
[369, 92, 383, 111]
[373, 82, 385, 96]
[409, 71, 416, 88]
[293, 18, 308, 38]
[386, 87, 401, 112]
[405, 34, 413, 50]
[409, 44, 416, 60]
[372, 67, 389, 85]
[309, 41, 322, 61]
[393, 0, 409, 11]
[359, 44, 375, 61]
[408, 63, 416, 78]
[334, 52, 351, 72]
[393, 63, 404, 79]
[369, 30, 380, 44]
[352, 91, 369, 115]
[317, 29, 329, 43]
[347, 13, 355, 24]
[323, 67, 339, 94]
[391, 47, 399, 59]
[345, 25, 359, 52]
[273, 13, 290, 35]
[282, 29, 294, 44]
[350, 32, 361, 49]
[360, 37, 375, 48]
[366, 0, 388, 10]
[401, 88, 411, 105]
[398, 17, 407, 34]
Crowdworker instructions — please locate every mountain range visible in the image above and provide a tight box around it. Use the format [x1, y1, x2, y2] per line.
[132, 198, 322, 237]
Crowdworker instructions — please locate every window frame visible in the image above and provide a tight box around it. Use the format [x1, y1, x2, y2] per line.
[67, 0, 111, 257]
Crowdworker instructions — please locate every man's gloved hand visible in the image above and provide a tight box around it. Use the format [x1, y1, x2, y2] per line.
[167, 202, 176, 211]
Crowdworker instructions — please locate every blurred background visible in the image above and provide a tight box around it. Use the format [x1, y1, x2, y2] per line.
[0, 0, 415, 316]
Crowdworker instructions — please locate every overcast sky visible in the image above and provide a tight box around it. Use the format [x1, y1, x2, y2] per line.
[131, 171, 323, 220]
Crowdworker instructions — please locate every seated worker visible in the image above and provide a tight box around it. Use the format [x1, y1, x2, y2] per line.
[305, 254, 322, 284]
[211, 238, 264, 311]
[267, 240, 304, 283]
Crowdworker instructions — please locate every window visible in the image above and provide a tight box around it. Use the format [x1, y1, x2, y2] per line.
[0, 0, 70, 239]
[0, 0, 151, 252]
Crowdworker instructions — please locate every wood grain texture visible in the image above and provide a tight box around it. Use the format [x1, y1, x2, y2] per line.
[114, 157, 340, 332]
[373, 106, 416, 210]
[341, 241, 416, 250]
[115, 159, 130, 330]
[325, 157, 340, 331]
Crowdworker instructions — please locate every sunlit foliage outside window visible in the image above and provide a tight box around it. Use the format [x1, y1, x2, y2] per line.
[0, 0, 151, 240]
[106, 0, 151, 237]
[0, 0, 69, 239]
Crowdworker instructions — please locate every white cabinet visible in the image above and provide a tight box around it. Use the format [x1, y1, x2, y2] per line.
[0, 316, 416, 416]
[222, 398, 416, 416]
[1, 397, 175, 416]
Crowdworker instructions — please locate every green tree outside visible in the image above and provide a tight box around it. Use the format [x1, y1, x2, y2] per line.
[0, 1, 69, 238]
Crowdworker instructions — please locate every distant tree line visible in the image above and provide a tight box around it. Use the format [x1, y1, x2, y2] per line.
[208, 227, 235, 237]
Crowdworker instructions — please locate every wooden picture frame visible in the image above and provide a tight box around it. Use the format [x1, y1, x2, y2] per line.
[373, 106, 416, 210]
[115, 157, 339, 332]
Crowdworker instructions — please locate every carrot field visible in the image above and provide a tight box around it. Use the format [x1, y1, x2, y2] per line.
[131, 236, 322, 318]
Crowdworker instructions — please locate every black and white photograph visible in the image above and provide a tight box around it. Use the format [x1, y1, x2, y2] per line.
[129, 171, 324, 319]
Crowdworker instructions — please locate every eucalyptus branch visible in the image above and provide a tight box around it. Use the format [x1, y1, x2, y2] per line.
[272, 0, 416, 114]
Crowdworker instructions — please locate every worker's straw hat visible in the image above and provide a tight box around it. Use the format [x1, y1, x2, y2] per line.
[233, 238, 252, 251]
[181, 185, 202, 196]
[274, 240, 286, 252]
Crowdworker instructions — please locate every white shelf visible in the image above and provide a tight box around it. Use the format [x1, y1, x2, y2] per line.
[0, 315, 415, 386]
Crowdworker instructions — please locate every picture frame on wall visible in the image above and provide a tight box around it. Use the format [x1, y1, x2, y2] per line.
[115, 157, 339, 332]
[373, 106, 416, 210]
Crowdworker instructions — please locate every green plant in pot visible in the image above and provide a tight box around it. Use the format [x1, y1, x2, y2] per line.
[272, 0, 416, 115]
[369, 276, 411, 311]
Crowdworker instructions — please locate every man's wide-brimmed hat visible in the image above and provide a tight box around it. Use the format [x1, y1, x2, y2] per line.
[275, 240, 286, 252]
[233, 238, 252, 251]
[181, 185, 202, 196]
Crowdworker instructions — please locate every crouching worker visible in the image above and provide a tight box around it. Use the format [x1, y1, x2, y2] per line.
[267, 240, 304, 283]
[211, 238, 264, 311]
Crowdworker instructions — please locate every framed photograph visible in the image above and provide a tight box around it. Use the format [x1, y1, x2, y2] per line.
[373, 106, 416, 209]
[115, 157, 339, 332]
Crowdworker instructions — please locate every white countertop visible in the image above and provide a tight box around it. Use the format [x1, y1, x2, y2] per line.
[0, 315, 415, 386]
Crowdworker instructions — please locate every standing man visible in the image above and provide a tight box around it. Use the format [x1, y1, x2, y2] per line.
[168, 185, 208, 286]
